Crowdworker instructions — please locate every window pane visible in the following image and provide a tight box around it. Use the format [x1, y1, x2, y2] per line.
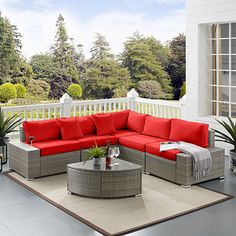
[232, 23, 236, 37]
[219, 71, 229, 85]
[211, 40, 217, 54]
[219, 39, 229, 53]
[232, 55, 236, 70]
[232, 39, 236, 53]
[219, 55, 229, 70]
[211, 24, 217, 38]
[218, 103, 229, 116]
[218, 86, 229, 101]
[219, 24, 229, 38]
[231, 88, 236, 102]
[231, 104, 236, 118]
[232, 72, 236, 86]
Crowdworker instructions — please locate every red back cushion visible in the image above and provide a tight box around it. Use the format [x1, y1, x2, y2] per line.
[57, 118, 84, 140]
[169, 119, 209, 147]
[111, 110, 129, 130]
[77, 116, 96, 135]
[93, 114, 116, 135]
[126, 111, 147, 133]
[23, 119, 60, 143]
[142, 116, 171, 139]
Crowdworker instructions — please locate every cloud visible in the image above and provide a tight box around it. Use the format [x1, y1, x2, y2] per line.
[0, 1, 185, 59]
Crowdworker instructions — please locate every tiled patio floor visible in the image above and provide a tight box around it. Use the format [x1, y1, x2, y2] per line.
[0, 157, 235, 236]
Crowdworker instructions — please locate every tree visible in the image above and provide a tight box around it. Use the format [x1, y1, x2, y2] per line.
[137, 80, 164, 99]
[27, 79, 50, 99]
[84, 34, 131, 99]
[14, 83, 26, 98]
[67, 84, 82, 100]
[122, 32, 171, 95]
[166, 34, 186, 100]
[51, 14, 80, 82]
[0, 12, 32, 85]
[180, 82, 186, 98]
[90, 33, 113, 61]
[0, 82, 17, 103]
[30, 53, 56, 80]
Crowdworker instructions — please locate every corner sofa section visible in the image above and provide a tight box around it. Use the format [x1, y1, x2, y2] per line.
[9, 110, 225, 186]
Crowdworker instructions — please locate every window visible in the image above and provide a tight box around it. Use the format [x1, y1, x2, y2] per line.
[209, 23, 236, 118]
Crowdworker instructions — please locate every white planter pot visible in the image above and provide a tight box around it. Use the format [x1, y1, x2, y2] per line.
[93, 157, 102, 166]
[229, 150, 236, 172]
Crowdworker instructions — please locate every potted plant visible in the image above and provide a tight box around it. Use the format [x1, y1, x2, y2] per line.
[85, 143, 106, 166]
[0, 107, 23, 163]
[215, 116, 236, 171]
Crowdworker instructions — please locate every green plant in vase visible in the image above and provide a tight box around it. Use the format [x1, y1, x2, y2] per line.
[215, 116, 236, 171]
[84, 142, 106, 165]
[0, 107, 23, 163]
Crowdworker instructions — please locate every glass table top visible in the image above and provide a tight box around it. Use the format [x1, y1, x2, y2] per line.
[68, 158, 142, 172]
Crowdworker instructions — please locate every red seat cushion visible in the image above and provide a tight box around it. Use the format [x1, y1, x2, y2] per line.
[119, 134, 164, 152]
[77, 116, 96, 135]
[113, 129, 140, 139]
[169, 119, 209, 148]
[126, 111, 147, 133]
[142, 116, 171, 139]
[57, 118, 83, 140]
[111, 110, 129, 130]
[146, 142, 181, 161]
[23, 119, 60, 143]
[93, 114, 116, 135]
[32, 139, 80, 156]
[78, 135, 117, 149]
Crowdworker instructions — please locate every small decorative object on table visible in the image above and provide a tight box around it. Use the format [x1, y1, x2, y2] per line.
[85, 142, 106, 166]
[215, 117, 236, 173]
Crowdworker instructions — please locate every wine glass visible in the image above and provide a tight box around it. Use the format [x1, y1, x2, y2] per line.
[113, 146, 120, 165]
[108, 148, 114, 157]
[28, 136, 35, 146]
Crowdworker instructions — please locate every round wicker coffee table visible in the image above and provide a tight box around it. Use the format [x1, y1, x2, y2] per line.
[67, 159, 142, 198]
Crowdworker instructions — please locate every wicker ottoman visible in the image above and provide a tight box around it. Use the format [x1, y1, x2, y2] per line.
[67, 159, 142, 198]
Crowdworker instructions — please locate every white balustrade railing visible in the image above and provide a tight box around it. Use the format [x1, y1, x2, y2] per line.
[135, 97, 181, 118]
[1, 89, 182, 137]
[71, 97, 130, 116]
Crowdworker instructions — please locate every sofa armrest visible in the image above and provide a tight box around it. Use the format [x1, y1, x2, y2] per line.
[176, 146, 225, 186]
[208, 129, 215, 147]
[9, 141, 41, 179]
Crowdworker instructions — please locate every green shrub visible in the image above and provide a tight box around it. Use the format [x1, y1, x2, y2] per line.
[27, 79, 50, 99]
[67, 84, 82, 100]
[0, 83, 17, 103]
[14, 84, 27, 98]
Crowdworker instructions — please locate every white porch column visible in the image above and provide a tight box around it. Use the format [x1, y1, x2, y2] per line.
[60, 93, 72, 118]
[127, 88, 139, 111]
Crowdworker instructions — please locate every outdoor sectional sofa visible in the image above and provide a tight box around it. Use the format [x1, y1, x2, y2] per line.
[9, 110, 225, 187]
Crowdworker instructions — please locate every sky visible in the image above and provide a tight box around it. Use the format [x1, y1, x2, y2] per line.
[0, 0, 185, 59]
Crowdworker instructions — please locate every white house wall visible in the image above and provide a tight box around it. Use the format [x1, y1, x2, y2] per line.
[185, 0, 236, 153]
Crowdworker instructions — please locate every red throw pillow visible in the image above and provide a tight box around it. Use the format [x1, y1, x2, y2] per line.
[111, 110, 129, 130]
[93, 114, 116, 135]
[126, 111, 147, 133]
[169, 119, 209, 147]
[57, 118, 84, 140]
[23, 119, 61, 143]
[77, 115, 96, 135]
[142, 116, 171, 139]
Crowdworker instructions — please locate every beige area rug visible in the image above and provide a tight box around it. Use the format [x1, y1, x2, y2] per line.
[5, 172, 232, 236]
